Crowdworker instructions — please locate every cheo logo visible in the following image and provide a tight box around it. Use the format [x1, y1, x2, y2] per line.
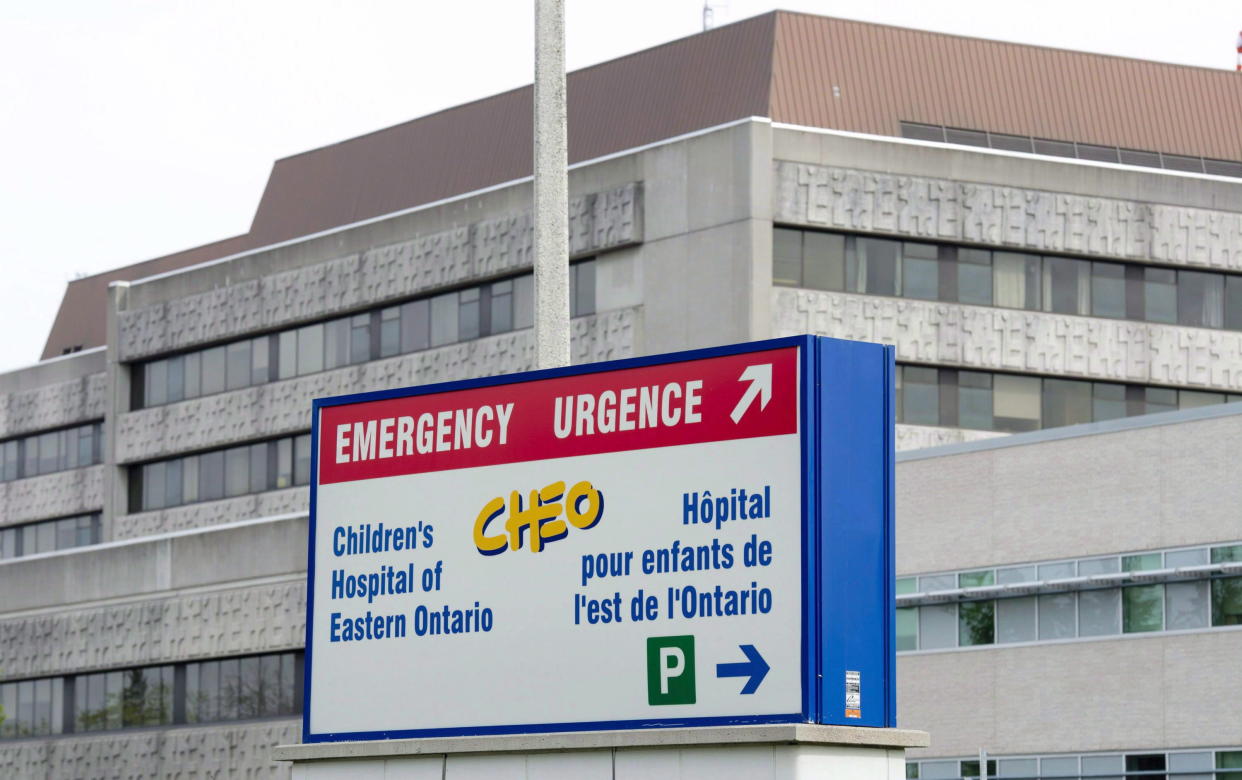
[473, 480, 604, 555]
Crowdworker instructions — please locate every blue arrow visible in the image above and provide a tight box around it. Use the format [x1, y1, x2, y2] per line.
[715, 644, 769, 694]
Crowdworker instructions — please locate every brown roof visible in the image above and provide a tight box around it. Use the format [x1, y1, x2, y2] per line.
[42, 11, 1242, 360]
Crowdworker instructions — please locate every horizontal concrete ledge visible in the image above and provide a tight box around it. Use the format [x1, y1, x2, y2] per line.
[274, 724, 930, 762]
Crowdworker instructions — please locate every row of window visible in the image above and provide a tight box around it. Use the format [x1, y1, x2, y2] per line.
[0, 423, 103, 484]
[774, 228, 1242, 331]
[899, 121, 1242, 178]
[0, 651, 301, 740]
[135, 262, 598, 410]
[895, 364, 1242, 433]
[897, 545, 1241, 651]
[907, 749, 1242, 780]
[130, 434, 312, 513]
[0, 513, 100, 561]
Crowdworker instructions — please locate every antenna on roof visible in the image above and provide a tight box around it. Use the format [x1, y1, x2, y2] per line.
[703, 2, 728, 31]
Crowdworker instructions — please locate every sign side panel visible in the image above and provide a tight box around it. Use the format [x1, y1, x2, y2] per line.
[815, 337, 894, 728]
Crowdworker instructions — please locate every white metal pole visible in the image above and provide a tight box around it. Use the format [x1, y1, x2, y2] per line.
[533, 0, 570, 369]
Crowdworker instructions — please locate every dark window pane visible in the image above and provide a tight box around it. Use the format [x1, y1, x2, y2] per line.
[1076, 144, 1119, 163]
[184, 351, 201, 399]
[200, 451, 225, 501]
[803, 232, 846, 291]
[279, 653, 296, 713]
[513, 275, 534, 330]
[896, 607, 917, 651]
[259, 654, 280, 716]
[773, 228, 802, 286]
[900, 122, 945, 142]
[144, 461, 166, 511]
[994, 252, 1040, 309]
[182, 455, 199, 503]
[1043, 378, 1092, 428]
[459, 288, 481, 340]
[430, 293, 459, 347]
[164, 459, 183, 508]
[490, 282, 514, 334]
[1125, 754, 1166, 780]
[297, 324, 324, 375]
[1120, 148, 1161, 168]
[38, 431, 59, 475]
[988, 133, 1033, 153]
[902, 242, 940, 300]
[250, 443, 268, 493]
[219, 658, 241, 720]
[1091, 262, 1126, 318]
[850, 238, 899, 296]
[1213, 577, 1242, 625]
[1162, 154, 1203, 173]
[380, 307, 401, 357]
[1033, 138, 1075, 158]
[1144, 268, 1177, 323]
[1178, 271, 1224, 328]
[1205, 159, 1242, 177]
[958, 371, 993, 430]
[1179, 390, 1225, 409]
[294, 435, 312, 485]
[252, 337, 270, 384]
[349, 315, 371, 364]
[400, 300, 431, 352]
[901, 366, 939, 425]
[1042, 256, 1089, 315]
[324, 318, 349, 370]
[1140, 387, 1177, 415]
[146, 360, 168, 407]
[1225, 277, 1242, 331]
[1092, 383, 1127, 422]
[958, 601, 995, 645]
[1123, 584, 1164, 633]
[166, 356, 185, 403]
[239, 656, 261, 719]
[224, 447, 250, 497]
[225, 340, 252, 391]
[278, 331, 297, 379]
[574, 260, 596, 316]
[957, 249, 992, 305]
[201, 346, 226, 396]
[945, 127, 988, 147]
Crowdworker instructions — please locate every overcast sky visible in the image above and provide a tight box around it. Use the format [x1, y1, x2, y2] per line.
[1, 0, 1238, 371]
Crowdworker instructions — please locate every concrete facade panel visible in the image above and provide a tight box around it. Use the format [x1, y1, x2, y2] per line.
[115, 308, 638, 465]
[0, 464, 103, 527]
[774, 161, 1242, 271]
[896, 412, 1242, 573]
[116, 185, 641, 362]
[899, 631, 1242, 757]
[0, 578, 304, 680]
[0, 372, 106, 441]
[774, 288, 1242, 392]
[0, 719, 298, 779]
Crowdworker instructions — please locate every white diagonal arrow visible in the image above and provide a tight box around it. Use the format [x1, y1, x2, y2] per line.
[730, 363, 772, 423]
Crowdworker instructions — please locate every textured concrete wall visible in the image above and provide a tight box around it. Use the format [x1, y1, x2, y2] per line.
[115, 308, 637, 465]
[895, 410, 1242, 574]
[0, 372, 106, 441]
[773, 288, 1242, 392]
[115, 489, 306, 541]
[0, 465, 103, 527]
[774, 161, 1242, 271]
[900, 631, 1242, 757]
[0, 578, 304, 680]
[0, 719, 298, 779]
[117, 184, 641, 361]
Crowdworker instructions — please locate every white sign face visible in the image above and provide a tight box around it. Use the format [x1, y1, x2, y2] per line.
[307, 345, 805, 738]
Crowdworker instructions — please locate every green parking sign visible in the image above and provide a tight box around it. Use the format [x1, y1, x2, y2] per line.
[646, 635, 696, 705]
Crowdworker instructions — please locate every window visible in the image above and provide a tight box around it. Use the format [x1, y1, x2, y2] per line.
[901, 367, 940, 426]
[957, 248, 992, 305]
[1178, 271, 1224, 329]
[993, 375, 1040, 432]
[803, 232, 846, 291]
[572, 259, 596, 316]
[958, 371, 993, 430]
[918, 604, 957, 649]
[994, 252, 1040, 310]
[849, 238, 900, 296]
[131, 435, 313, 512]
[0, 515, 99, 560]
[1042, 256, 1089, 315]
[1091, 262, 1126, 318]
[959, 601, 995, 645]
[997, 596, 1037, 643]
[1043, 379, 1091, 428]
[896, 607, 918, 651]
[773, 228, 802, 286]
[1078, 588, 1120, 636]
[1092, 383, 1127, 422]
[902, 242, 940, 300]
[1126, 755, 1166, 780]
[1123, 585, 1164, 633]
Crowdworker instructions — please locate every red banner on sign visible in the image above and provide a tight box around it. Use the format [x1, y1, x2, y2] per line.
[316, 346, 798, 485]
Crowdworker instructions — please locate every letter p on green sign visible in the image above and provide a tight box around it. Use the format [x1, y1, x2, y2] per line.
[647, 635, 695, 705]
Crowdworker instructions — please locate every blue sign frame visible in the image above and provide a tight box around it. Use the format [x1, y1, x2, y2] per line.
[302, 335, 895, 742]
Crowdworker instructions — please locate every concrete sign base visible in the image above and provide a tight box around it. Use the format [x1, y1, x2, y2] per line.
[275, 723, 929, 779]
